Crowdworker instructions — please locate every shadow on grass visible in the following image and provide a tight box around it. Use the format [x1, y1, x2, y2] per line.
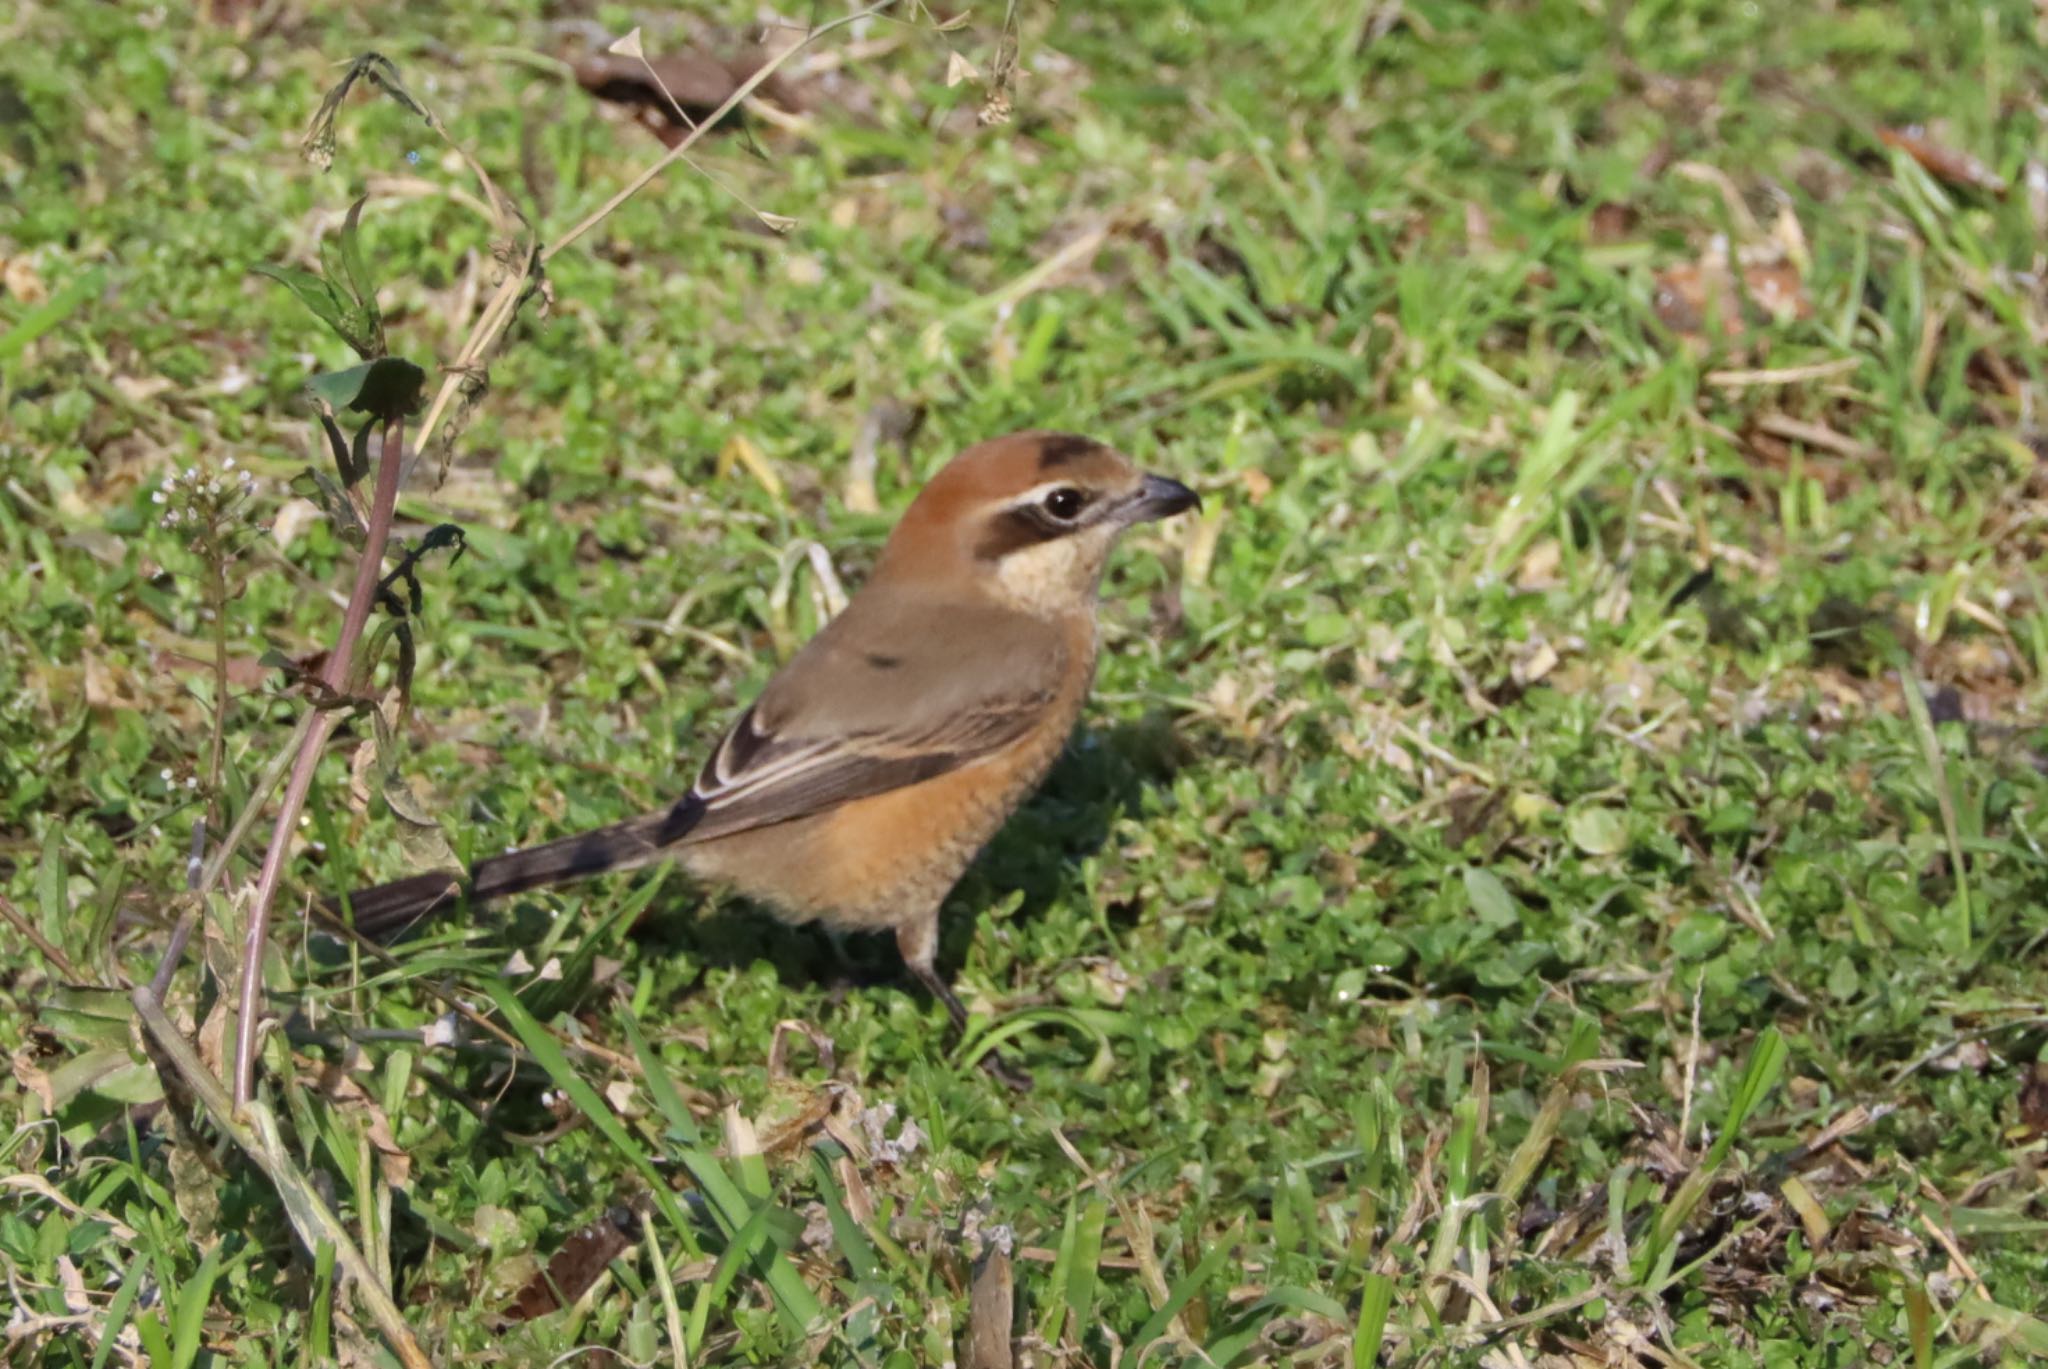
[610, 709, 1194, 1008]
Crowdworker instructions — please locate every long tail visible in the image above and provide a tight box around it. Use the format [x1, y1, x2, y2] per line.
[326, 812, 674, 941]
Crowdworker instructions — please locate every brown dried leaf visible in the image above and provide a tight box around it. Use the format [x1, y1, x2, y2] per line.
[1, 252, 48, 304]
[767, 1019, 837, 1079]
[151, 647, 273, 690]
[371, 709, 461, 873]
[1879, 126, 2007, 196]
[570, 41, 803, 144]
[2018, 1060, 2048, 1138]
[501, 1205, 643, 1323]
[965, 1246, 1015, 1369]
[1589, 201, 1638, 244]
[83, 653, 133, 709]
[168, 1131, 223, 1239]
[1654, 260, 1728, 336]
[9, 1048, 54, 1112]
[315, 1061, 413, 1186]
[1654, 252, 1810, 341]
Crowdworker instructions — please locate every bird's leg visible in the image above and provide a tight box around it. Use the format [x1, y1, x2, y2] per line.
[895, 915, 1031, 1091]
[895, 913, 970, 1030]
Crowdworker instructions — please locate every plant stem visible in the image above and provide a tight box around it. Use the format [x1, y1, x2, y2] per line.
[231, 413, 406, 1108]
[136, 983, 432, 1369]
[206, 554, 229, 800]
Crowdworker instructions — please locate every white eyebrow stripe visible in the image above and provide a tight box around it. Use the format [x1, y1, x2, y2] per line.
[1010, 480, 1085, 505]
[1003, 480, 1129, 522]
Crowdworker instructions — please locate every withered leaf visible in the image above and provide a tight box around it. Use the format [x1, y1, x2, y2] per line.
[501, 1205, 643, 1322]
[1879, 126, 2008, 196]
[965, 1246, 1015, 1369]
[571, 46, 802, 145]
[2019, 1060, 2048, 1138]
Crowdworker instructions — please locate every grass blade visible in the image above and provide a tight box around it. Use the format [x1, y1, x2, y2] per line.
[489, 985, 822, 1337]
[1129, 1229, 1237, 1355]
[1353, 1272, 1395, 1367]
[1641, 1026, 1789, 1284]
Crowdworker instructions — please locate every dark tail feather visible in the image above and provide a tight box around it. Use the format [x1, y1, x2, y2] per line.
[326, 814, 672, 941]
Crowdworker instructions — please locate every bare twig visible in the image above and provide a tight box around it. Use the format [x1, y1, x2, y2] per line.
[232, 414, 407, 1107]
[148, 818, 209, 1002]
[0, 893, 82, 983]
[225, 0, 903, 1107]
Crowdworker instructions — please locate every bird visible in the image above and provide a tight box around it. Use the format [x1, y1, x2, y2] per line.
[329, 430, 1199, 1072]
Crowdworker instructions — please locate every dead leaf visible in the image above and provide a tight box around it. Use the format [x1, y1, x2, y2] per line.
[151, 647, 272, 690]
[1590, 201, 1638, 243]
[1654, 245, 1811, 342]
[316, 1060, 413, 1187]
[1927, 1038, 1994, 1074]
[2, 252, 47, 304]
[168, 1131, 224, 1239]
[372, 710, 461, 872]
[10, 1048, 54, 1112]
[82, 653, 131, 709]
[501, 1205, 643, 1323]
[1516, 537, 1563, 589]
[349, 738, 377, 812]
[1879, 125, 2008, 196]
[718, 433, 786, 504]
[1741, 262, 1807, 322]
[2018, 1060, 2048, 1138]
[570, 41, 803, 145]
[767, 1019, 837, 1078]
[965, 1246, 1015, 1369]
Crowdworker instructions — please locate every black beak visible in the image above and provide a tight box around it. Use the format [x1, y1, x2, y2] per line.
[1122, 472, 1201, 524]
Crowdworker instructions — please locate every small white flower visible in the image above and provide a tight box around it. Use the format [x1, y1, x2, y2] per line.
[222, 457, 235, 470]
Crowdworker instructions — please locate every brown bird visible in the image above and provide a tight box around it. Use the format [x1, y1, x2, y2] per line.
[334, 431, 1198, 1059]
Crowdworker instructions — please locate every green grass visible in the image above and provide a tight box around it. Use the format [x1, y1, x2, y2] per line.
[5, 0, 2048, 1363]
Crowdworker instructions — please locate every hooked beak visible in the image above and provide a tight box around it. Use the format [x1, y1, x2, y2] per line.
[1120, 472, 1201, 525]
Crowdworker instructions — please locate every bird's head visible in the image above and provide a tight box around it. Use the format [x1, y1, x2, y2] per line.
[876, 431, 1200, 617]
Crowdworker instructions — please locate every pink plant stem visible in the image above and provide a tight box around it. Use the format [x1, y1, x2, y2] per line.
[231, 414, 406, 1108]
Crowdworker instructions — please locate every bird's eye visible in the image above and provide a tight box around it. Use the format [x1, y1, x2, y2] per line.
[1042, 487, 1085, 520]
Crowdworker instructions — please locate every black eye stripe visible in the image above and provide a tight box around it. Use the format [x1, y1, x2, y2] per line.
[975, 503, 1080, 559]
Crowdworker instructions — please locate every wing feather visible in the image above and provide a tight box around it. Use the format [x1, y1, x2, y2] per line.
[671, 590, 1066, 844]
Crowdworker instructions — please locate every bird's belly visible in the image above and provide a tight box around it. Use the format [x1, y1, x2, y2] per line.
[679, 726, 1072, 933]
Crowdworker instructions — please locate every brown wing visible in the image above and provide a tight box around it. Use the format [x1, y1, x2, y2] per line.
[659, 587, 1067, 845]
